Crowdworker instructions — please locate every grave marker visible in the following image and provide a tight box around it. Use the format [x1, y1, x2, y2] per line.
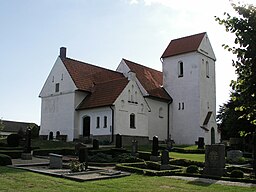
[204, 144, 225, 177]
[116, 134, 122, 148]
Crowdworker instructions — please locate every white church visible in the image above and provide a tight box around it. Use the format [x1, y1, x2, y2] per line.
[39, 32, 220, 145]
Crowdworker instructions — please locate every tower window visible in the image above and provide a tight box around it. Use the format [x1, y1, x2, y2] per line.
[178, 61, 184, 77]
[206, 61, 209, 78]
[55, 83, 59, 92]
[130, 113, 136, 128]
[159, 107, 163, 118]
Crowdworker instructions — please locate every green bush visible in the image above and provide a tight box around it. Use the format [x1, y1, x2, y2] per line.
[115, 153, 144, 163]
[230, 170, 244, 178]
[186, 165, 199, 174]
[7, 134, 21, 147]
[69, 160, 87, 172]
[0, 154, 12, 165]
[170, 158, 204, 167]
[88, 153, 113, 163]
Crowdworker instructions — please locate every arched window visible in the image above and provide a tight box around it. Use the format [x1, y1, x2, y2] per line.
[141, 103, 144, 113]
[159, 107, 163, 118]
[178, 61, 184, 77]
[130, 113, 135, 128]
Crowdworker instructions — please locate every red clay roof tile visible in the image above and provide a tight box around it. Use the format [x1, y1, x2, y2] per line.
[77, 78, 129, 109]
[123, 59, 171, 101]
[161, 32, 206, 58]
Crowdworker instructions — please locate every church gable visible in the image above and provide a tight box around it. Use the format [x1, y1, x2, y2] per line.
[39, 57, 76, 98]
[117, 59, 171, 101]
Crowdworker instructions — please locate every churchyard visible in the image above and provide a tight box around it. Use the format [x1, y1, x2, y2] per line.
[0, 132, 256, 191]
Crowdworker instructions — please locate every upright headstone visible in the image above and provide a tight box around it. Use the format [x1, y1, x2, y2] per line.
[197, 137, 205, 149]
[227, 150, 243, 163]
[204, 144, 225, 177]
[93, 139, 99, 150]
[49, 131, 53, 140]
[116, 134, 122, 148]
[160, 149, 171, 170]
[131, 140, 138, 156]
[151, 136, 159, 156]
[49, 153, 63, 169]
[56, 131, 60, 140]
[79, 147, 88, 164]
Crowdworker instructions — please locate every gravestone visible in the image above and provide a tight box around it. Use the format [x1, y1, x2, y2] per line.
[160, 149, 171, 170]
[150, 136, 160, 161]
[79, 147, 88, 163]
[49, 131, 53, 140]
[49, 153, 63, 169]
[21, 128, 32, 160]
[131, 140, 138, 156]
[56, 131, 60, 140]
[204, 144, 225, 177]
[93, 139, 99, 150]
[75, 142, 87, 155]
[227, 150, 243, 163]
[116, 134, 122, 148]
[197, 137, 205, 149]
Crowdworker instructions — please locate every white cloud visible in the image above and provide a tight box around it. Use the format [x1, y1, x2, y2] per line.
[129, 0, 139, 4]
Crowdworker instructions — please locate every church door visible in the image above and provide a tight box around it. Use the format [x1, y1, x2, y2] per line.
[83, 116, 90, 137]
[211, 127, 215, 144]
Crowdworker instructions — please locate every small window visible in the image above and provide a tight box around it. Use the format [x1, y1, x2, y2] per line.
[55, 83, 59, 92]
[182, 102, 184, 110]
[178, 61, 184, 77]
[178, 103, 181, 110]
[130, 113, 135, 128]
[96, 117, 100, 128]
[104, 116, 107, 128]
[206, 61, 209, 78]
[61, 74, 64, 81]
[52, 76, 54, 82]
[159, 107, 163, 118]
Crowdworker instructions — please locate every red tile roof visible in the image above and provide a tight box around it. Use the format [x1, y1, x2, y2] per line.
[77, 78, 129, 110]
[62, 58, 124, 91]
[161, 32, 206, 58]
[123, 59, 171, 101]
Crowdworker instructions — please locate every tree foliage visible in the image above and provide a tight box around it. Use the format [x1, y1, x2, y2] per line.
[216, 2, 256, 138]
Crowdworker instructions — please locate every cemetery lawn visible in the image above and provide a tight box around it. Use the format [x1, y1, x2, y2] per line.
[0, 166, 254, 192]
[170, 152, 205, 162]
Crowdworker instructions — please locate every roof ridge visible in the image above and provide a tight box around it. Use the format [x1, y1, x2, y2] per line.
[123, 58, 162, 73]
[63, 57, 123, 75]
[171, 32, 206, 42]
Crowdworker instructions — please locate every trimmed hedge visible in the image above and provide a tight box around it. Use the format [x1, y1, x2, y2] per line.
[138, 151, 151, 161]
[0, 154, 12, 165]
[0, 150, 23, 159]
[33, 148, 75, 156]
[230, 170, 244, 178]
[186, 165, 199, 173]
[171, 147, 205, 154]
[170, 158, 204, 167]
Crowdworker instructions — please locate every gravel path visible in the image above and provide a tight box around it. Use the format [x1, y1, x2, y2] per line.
[167, 176, 256, 188]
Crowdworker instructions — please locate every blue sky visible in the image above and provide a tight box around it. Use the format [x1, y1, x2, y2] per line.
[0, 0, 254, 124]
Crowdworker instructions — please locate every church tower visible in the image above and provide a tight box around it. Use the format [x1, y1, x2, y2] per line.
[161, 32, 220, 145]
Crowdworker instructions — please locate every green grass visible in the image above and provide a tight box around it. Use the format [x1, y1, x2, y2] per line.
[171, 152, 205, 162]
[0, 166, 254, 192]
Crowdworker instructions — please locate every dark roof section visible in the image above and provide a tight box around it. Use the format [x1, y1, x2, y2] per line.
[1, 120, 37, 133]
[77, 77, 129, 110]
[62, 57, 124, 92]
[161, 32, 206, 58]
[123, 59, 171, 101]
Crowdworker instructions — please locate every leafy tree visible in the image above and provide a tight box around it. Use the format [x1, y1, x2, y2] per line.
[216, 2, 256, 137]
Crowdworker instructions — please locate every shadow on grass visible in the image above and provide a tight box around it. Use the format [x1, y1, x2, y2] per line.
[187, 178, 216, 187]
[0, 166, 26, 174]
